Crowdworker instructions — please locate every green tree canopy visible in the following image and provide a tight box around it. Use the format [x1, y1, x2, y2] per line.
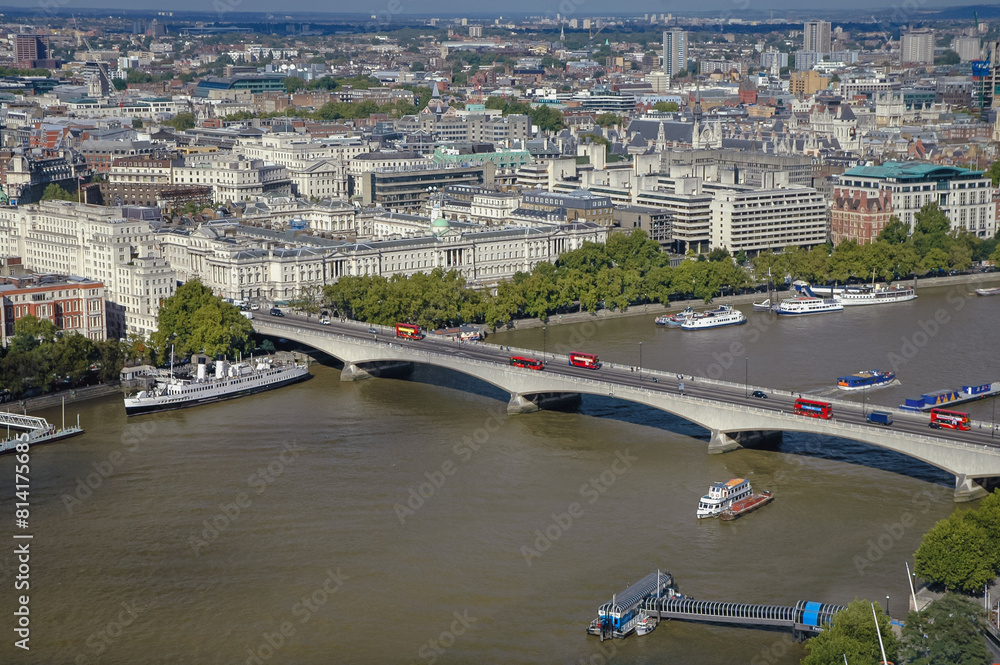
[164, 112, 196, 131]
[151, 280, 253, 359]
[41, 183, 75, 201]
[914, 509, 999, 593]
[878, 216, 909, 245]
[900, 593, 992, 665]
[283, 76, 306, 93]
[653, 101, 680, 112]
[803, 599, 898, 665]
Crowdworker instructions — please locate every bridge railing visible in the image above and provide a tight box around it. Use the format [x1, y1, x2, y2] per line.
[254, 320, 1000, 458]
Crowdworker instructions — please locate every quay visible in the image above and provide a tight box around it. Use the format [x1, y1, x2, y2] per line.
[587, 572, 845, 641]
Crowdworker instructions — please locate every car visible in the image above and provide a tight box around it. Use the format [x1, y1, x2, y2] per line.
[751, 390, 768, 399]
[319, 317, 331, 325]
[250, 303, 260, 311]
[269, 308, 284, 317]
[368, 327, 378, 334]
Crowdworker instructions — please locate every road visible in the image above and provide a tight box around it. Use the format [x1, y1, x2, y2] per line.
[258, 314, 1000, 450]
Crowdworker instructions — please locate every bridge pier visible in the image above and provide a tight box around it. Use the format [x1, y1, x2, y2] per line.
[709, 430, 783, 454]
[708, 430, 741, 454]
[954, 474, 989, 503]
[340, 361, 413, 382]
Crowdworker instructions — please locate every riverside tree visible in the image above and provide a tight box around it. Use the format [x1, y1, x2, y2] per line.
[913, 491, 1000, 593]
[802, 599, 898, 665]
[152, 280, 253, 359]
[900, 593, 992, 665]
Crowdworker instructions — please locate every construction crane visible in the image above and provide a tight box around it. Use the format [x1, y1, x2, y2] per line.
[871, 16, 893, 53]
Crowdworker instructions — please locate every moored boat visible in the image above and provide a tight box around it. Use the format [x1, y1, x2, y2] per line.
[776, 297, 844, 316]
[654, 314, 671, 326]
[837, 370, 896, 391]
[752, 298, 772, 312]
[663, 307, 696, 327]
[697, 478, 753, 518]
[680, 305, 746, 330]
[634, 612, 658, 636]
[720, 491, 774, 521]
[124, 355, 310, 416]
[834, 283, 916, 306]
[975, 287, 1000, 296]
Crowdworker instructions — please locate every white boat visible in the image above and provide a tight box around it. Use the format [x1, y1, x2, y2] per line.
[635, 612, 658, 636]
[776, 296, 844, 316]
[663, 307, 696, 327]
[834, 284, 916, 306]
[697, 478, 754, 518]
[124, 356, 310, 416]
[976, 287, 1000, 296]
[654, 314, 671, 326]
[680, 305, 746, 330]
[752, 298, 772, 312]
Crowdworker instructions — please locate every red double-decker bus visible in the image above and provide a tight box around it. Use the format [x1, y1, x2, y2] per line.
[395, 323, 424, 340]
[794, 398, 833, 420]
[510, 356, 544, 371]
[569, 352, 601, 369]
[929, 408, 971, 431]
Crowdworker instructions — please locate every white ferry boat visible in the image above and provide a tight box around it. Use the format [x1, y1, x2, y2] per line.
[124, 356, 310, 416]
[697, 478, 754, 518]
[976, 287, 1000, 296]
[634, 612, 658, 636]
[776, 297, 844, 316]
[834, 284, 916, 306]
[680, 305, 747, 330]
[662, 307, 696, 328]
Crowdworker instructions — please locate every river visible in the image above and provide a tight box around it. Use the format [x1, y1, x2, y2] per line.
[2, 281, 999, 664]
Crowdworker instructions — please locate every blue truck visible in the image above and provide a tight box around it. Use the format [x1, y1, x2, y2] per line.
[866, 411, 893, 426]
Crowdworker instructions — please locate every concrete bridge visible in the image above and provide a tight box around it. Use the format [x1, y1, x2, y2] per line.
[254, 316, 1000, 502]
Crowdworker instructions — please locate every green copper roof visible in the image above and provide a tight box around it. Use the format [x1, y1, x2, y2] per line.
[844, 161, 983, 180]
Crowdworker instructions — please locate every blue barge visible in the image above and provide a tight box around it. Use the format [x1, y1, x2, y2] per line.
[900, 382, 1000, 412]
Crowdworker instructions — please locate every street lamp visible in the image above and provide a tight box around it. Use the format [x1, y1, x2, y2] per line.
[745, 357, 749, 398]
[885, 595, 890, 616]
[542, 326, 547, 360]
[638, 341, 643, 380]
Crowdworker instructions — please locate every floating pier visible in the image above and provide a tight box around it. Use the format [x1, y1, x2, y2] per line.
[588, 572, 844, 640]
[0, 405, 83, 455]
[900, 382, 1000, 412]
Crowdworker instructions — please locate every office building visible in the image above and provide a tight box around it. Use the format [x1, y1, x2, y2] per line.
[900, 29, 935, 66]
[803, 21, 831, 54]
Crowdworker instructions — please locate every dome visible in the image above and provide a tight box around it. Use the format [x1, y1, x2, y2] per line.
[432, 217, 450, 235]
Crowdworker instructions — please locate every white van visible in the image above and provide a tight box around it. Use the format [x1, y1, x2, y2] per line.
[241, 311, 253, 320]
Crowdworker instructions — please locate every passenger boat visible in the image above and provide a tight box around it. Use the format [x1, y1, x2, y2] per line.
[837, 370, 896, 391]
[634, 612, 658, 636]
[720, 491, 774, 521]
[124, 355, 310, 416]
[975, 287, 1000, 296]
[775, 297, 844, 316]
[697, 478, 753, 518]
[680, 305, 746, 330]
[834, 284, 916, 306]
[663, 307, 696, 328]
[654, 314, 671, 326]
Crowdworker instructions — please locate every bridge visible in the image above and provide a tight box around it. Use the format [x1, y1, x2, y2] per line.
[253, 315, 1000, 502]
[643, 597, 847, 640]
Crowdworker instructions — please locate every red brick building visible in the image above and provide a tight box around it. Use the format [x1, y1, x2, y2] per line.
[0, 276, 107, 346]
[830, 188, 893, 246]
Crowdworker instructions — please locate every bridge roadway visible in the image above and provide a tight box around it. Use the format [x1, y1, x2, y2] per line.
[254, 315, 1000, 501]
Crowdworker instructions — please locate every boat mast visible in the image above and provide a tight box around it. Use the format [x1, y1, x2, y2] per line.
[170, 345, 174, 379]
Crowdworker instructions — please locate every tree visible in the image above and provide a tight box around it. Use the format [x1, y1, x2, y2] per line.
[878, 216, 909, 245]
[914, 511, 998, 593]
[151, 280, 253, 359]
[986, 160, 1000, 187]
[595, 112, 621, 127]
[283, 76, 306, 94]
[935, 50, 961, 66]
[803, 599, 898, 665]
[9, 315, 59, 354]
[900, 593, 992, 665]
[653, 101, 680, 112]
[163, 112, 196, 131]
[706, 247, 731, 262]
[41, 183, 74, 201]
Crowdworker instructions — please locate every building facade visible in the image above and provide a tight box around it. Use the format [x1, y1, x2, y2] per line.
[662, 30, 688, 78]
[0, 277, 107, 346]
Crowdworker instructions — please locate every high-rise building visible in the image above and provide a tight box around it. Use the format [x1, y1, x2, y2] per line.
[953, 36, 982, 62]
[662, 29, 688, 78]
[13, 34, 49, 69]
[803, 20, 831, 54]
[900, 29, 935, 65]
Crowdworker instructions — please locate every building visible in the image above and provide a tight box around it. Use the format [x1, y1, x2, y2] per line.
[901, 29, 935, 66]
[235, 135, 367, 200]
[13, 34, 51, 69]
[194, 74, 288, 99]
[662, 30, 688, 78]
[352, 162, 496, 211]
[520, 189, 614, 226]
[172, 156, 292, 203]
[830, 188, 893, 246]
[709, 179, 828, 254]
[115, 256, 176, 337]
[803, 21, 832, 54]
[613, 206, 672, 248]
[789, 70, 830, 96]
[0, 276, 107, 346]
[835, 162, 996, 238]
[954, 36, 982, 62]
[0, 201, 179, 338]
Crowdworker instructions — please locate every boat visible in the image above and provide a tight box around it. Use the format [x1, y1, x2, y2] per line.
[837, 370, 896, 391]
[634, 612, 658, 636]
[975, 287, 1000, 296]
[680, 305, 747, 330]
[900, 381, 1000, 412]
[804, 284, 845, 297]
[663, 307, 696, 327]
[654, 314, 671, 326]
[834, 283, 916, 306]
[752, 298, 773, 312]
[0, 415, 83, 455]
[124, 355, 310, 416]
[775, 297, 844, 316]
[720, 491, 774, 521]
[697, 478, 754, 518]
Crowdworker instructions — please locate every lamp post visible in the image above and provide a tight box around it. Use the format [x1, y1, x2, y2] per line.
[993, 394, 996, 439]
[638, 341, 643, 380]
[886, 595, 890, 616]
[745, 357, 749, 398]
[542, 326, 547, 361]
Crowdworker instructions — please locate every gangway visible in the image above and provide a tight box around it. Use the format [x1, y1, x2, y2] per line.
[0, 412, 49, 432]
[0, 402, 84, 455]
[644, 596, 845, 640]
